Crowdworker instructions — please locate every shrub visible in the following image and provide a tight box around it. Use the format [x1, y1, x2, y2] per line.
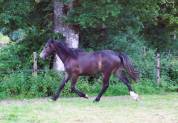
[0, 72, 28, 98]
[0, 71, 60, 99]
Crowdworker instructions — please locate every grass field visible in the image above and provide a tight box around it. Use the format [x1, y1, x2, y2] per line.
[0, 93, 178, 123]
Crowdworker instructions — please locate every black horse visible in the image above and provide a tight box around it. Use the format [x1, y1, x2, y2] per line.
[40, 39, 139, 102]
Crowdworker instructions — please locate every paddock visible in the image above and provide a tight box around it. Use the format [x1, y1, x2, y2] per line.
[0, 93, 177, 123]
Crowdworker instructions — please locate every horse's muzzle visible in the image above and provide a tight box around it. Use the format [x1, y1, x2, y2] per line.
[39, 52, 46, 60]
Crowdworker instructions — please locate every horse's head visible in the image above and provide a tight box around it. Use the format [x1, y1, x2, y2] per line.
[40, 39, 55, 60]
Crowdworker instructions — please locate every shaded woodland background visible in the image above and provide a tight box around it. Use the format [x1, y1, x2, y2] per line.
[0, 0, 177, 98]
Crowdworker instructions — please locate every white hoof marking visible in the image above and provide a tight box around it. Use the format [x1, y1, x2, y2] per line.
[85, 94, 89, 98]
[130, 91, 139, 101]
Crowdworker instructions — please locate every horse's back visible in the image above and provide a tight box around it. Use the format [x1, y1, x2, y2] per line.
[77, 50, 120, 64]
[75, 50, 121, 74]
[95, 50, 121, 62]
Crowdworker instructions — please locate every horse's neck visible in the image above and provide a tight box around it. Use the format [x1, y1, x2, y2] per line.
[55, 45, 68, 63]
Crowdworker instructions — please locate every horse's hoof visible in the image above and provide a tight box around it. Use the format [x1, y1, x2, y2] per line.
[93, 98, 100, 103]
[135, 96, 140, 101]
[84, 94, 89, 99]
[130, 91, 139, 101]
[48, 98, 54, 102]
[51, 96, 58, 101]
[93, 100, 99, 103]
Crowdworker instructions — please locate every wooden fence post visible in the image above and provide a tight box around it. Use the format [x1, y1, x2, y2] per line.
[156, 53, 160, 85]
[33, 52, 38, 76]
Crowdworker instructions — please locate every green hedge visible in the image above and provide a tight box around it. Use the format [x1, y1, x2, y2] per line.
[0, 70, 176, 99]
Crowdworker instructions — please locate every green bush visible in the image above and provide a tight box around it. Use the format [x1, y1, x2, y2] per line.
[0, 72, 28, 98]
[0, 71, 161, 98]
[0, 70, 171, 99]
[0, 71, 60, 99]
[0, 44, 22, 72]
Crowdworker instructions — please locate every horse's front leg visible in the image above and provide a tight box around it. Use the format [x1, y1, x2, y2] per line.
[71, 76, 88, 99]
[52, 72, 70, 101]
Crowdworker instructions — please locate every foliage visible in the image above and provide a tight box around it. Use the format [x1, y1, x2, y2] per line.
[0, 44, 22, 74]
[0, 0, 177, 99]
[0, 71, 59, 98]
[0, 32, 10, 43]
[143, 0, 177, 52]
[0, 69, 177, 99]
[0, 0, 34, 31]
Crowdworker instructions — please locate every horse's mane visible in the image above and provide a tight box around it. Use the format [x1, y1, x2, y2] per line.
[56, 41, 85, 58]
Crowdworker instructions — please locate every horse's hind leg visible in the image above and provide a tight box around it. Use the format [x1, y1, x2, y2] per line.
[71, 76, 88, 99]
[52, 72, 70, 101]
[116, 70, 139, 100]
[94, 72, 111, 102]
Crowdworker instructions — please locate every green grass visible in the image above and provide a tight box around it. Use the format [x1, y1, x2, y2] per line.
[0, 93, 177, 123]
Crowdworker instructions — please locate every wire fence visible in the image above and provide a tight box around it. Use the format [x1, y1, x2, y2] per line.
[0, 69, 52, 74]
[0, 51, 62, 75]
[0, 50, 177, 76]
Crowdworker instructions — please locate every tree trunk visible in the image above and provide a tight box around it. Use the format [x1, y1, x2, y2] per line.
[53, 0, 79, 71]
[156, 53, 160, 85]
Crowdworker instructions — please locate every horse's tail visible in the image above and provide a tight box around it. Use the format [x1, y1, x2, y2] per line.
[117, 52, 139, 81]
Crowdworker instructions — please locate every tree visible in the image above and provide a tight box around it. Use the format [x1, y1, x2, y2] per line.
[144, 0, 177, 84]
[52, 0, 79, 71]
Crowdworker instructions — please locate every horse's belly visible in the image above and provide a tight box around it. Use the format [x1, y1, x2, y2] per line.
[79, 61, 100, 75]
